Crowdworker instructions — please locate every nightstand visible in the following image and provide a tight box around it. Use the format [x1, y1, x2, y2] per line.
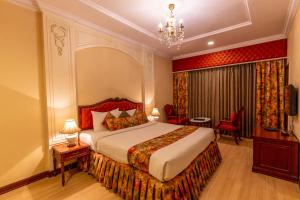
[52, 142, 90, 186]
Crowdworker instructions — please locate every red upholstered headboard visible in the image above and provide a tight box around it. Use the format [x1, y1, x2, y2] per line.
[78, 98, 143, 130]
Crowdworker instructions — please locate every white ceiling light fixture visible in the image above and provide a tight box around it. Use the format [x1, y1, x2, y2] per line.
[158, 3, 184, 49]
[208, 41, 215, 46]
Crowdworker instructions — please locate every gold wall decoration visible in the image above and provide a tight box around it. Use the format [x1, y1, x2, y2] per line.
[51, 24, 67, 56]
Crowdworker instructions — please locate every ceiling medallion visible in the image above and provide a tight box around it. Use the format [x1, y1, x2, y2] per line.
[158, 3, 184, 49]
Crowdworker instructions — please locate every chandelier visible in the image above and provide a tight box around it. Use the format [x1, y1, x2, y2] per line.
[158, 4, 184, 49]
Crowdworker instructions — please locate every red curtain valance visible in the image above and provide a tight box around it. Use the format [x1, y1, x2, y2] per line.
[172, 39, 287, 72]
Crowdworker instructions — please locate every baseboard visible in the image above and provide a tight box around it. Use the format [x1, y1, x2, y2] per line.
[0, 171, 49, 195]
[0, 162, 78, 195]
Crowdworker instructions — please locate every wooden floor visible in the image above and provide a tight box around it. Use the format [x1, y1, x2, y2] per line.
[1, 137, 299, 200]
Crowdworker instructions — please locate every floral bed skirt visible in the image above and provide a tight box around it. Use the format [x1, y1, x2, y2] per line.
[88, 142, 222, 200]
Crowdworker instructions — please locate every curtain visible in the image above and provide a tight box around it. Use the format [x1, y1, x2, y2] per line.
[188, 63, 256, 138]
[256, 59, 287, 129]
[173, 72, 188, 116]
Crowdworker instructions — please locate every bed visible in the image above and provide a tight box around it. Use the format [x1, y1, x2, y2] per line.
[78, 98, 222, 200]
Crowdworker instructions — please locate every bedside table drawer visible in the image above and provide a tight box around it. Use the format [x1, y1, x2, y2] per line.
[61, 148, 89, 161]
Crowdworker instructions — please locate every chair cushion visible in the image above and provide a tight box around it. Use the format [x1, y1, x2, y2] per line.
[217, 124, 239, 131]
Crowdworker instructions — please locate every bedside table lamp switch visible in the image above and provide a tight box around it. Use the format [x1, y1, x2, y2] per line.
[61, 119, 81, 147]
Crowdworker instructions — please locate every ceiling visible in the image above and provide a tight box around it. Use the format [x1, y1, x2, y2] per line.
[15, 0, 299, 59]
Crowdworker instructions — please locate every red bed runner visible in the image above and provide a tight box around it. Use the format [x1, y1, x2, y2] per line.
[127, 126, 199, 173]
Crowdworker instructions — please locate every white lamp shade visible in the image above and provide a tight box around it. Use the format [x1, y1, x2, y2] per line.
[151, 108, 160, 117]
[61, 119, 81, 134]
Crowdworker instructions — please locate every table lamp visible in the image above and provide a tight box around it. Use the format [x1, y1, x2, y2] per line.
[151, 108, 160, 121]
[61, 119, 81, 147]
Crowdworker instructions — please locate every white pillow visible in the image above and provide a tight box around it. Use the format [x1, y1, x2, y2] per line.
[126, 109, 136, 116]
[110, 108, 122, 118]
[91, 111, 108, 131]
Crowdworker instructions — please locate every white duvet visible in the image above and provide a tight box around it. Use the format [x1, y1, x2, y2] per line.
[80, 121, 215, 181]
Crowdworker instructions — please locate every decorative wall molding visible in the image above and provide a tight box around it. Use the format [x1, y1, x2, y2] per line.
[42, 12, 77, 146]
[40, 7, 156, 147]
[74, 24, 155, 113]
[143, 51, 155, 113]
[36, 0, 170, 59]
[75, 24, 144, 64]
[50, 24, 67, 56]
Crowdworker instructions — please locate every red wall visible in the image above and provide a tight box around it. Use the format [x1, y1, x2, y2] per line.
[173, 39, 287, 72]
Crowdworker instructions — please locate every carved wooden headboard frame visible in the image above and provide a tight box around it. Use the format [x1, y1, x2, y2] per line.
[78, 97, 143, 130]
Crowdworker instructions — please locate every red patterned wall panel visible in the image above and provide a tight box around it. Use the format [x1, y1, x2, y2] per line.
[172, 39, 287, 72]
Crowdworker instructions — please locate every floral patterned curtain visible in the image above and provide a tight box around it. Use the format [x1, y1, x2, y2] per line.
[173, 72, 188, 116]
[256, 59, 287, 129]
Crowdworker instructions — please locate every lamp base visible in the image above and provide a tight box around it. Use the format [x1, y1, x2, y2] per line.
[66, 143, 76, 147]
[66, 134, 77, 147]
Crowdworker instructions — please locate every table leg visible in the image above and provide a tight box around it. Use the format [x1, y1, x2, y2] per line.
[77, 157, 80, 169]
[87, 154, 90, 171]
[61, 161, 65, 186]
[52, 151, 57, 176]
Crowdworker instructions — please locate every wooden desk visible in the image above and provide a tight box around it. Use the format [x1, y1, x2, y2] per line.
[252, 127, 299, 182]
[52, 142, 90, 186]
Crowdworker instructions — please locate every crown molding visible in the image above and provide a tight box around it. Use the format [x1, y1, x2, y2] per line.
[173, 34, 287, 60]
[183, 21, 252, 43]
[183, 0, 252, 43]
[8, 0, 39, 11]
[78, 0, 158, 40]
[283, 0, 300, 35]
[36, 1, 171, 59]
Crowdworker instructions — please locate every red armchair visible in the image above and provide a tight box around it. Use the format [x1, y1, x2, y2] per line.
[164, 104, 189, 125]
[215, 107, 245, 145]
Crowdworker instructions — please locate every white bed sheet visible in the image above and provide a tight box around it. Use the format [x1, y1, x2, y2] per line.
[80, 121, 215, 181]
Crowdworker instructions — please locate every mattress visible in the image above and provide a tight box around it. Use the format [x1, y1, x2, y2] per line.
[80, 121, 215, 181]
